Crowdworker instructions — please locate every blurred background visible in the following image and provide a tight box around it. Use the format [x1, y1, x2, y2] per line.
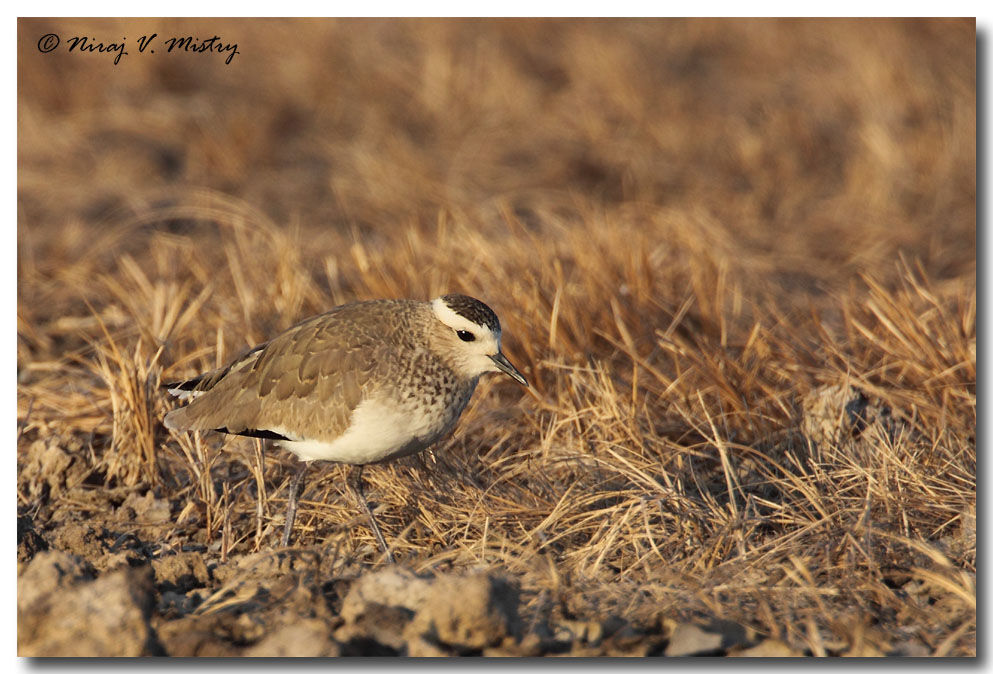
[19, 17, 975, 287]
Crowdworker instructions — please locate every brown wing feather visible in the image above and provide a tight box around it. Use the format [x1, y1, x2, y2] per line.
[163, 300, 410, 442]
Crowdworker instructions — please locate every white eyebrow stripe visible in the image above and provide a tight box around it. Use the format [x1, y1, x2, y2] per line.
[431, 297, 498, 340]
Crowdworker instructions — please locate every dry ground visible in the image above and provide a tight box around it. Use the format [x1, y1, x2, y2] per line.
[17, 18, 975, 656]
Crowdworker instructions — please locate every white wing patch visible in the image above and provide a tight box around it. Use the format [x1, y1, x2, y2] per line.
[166, 387, 205, 401]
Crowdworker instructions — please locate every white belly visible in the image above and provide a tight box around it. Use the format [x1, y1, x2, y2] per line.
[275, 396, 445, 464]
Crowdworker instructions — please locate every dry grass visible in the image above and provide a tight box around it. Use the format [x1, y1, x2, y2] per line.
[18, 18, 975, 655]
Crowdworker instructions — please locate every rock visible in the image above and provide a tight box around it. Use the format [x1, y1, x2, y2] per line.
[17, 550, 95, 615]
[665, 623, 724, 656]
[405, 571, 523, 651]
[665, 620, 751, 656]
[337, 568, 523, 655]
[21, 439, 73, 498]
[18, 564, 158, 656]
[339, 567, 435, 623]
[244, 619, 341, 657]
[801, 383, 903, 453]
[119, 490, 172, 523]
[151, 552, 210, 594]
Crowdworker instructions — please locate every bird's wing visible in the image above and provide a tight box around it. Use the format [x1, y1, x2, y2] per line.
[163, 302, 402, 443]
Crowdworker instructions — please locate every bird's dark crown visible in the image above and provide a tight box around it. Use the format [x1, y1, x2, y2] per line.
[441, 294, 501, 333]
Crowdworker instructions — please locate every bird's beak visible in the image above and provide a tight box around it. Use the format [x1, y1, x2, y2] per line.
[489, 352, 528, 387]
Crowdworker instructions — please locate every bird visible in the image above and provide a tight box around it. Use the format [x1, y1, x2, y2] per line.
[162, 293, 528, 562]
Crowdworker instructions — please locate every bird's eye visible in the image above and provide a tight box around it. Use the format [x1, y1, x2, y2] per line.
[456, 330, 476, 342]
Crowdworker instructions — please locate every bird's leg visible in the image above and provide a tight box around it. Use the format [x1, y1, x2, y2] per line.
[348, 464, 395, 564]
[281, 461, 310, 547]
[253, 438, 267, 552]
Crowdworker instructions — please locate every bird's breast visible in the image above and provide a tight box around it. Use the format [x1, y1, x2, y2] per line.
[278, 376, 477, 464]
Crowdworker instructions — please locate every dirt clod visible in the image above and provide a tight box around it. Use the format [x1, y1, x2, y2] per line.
[406, 572, 523, 651]
[244, 619, 342, 657]
[664, 620, 753, 656]
[18, 563, 158, 656]
[151, 552, 211, 594]
[336, 568, 522, 655]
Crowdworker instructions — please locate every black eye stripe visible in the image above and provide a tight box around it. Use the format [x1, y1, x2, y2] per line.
[456, 330, 476, 342]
